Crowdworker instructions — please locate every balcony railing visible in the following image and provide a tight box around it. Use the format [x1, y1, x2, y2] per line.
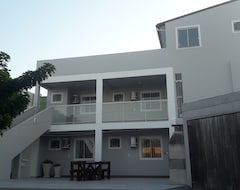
[52, 100, 168, 125]
[52, 104, 96, 125]
[102, 100, 168, 122]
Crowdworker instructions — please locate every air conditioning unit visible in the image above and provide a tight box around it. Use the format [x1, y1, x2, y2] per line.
[61, 138, 71, 150]
[130, 136, 137, 148]
[131, 91, 137, 101]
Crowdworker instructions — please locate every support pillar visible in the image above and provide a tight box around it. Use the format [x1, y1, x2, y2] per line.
[34, 82, 40, 108]
[94, 128, 102, 161]
[166, 68, 177, 137]
[95, 78, 103, 161]
[96, 78, 103, 124]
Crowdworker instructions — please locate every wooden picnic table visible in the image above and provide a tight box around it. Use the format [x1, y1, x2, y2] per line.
[70, 161, 111, 181]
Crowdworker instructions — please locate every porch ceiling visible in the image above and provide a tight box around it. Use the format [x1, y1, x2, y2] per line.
[41, 75, 166, 90]
[43, 130, 95, 137]
[104, 75, 166, 90]
[41, 80, 96, 90]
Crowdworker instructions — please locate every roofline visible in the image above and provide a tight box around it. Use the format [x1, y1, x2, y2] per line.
[156, 0, 237, 28]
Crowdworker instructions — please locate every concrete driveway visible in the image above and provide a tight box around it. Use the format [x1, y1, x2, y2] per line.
[0, 178, 191, 190]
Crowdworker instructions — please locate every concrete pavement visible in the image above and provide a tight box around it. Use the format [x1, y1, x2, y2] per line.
[0, 178, 191, 190]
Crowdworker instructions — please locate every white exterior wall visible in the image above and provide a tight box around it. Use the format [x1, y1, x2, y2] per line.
[162, 0, 240, 102]
[39, 67, 177, 163]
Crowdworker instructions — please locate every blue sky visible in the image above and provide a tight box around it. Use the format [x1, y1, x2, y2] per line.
[1, 0, 228, 80]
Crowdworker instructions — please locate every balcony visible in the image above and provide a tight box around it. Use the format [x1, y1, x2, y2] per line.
[52, 104, 96, 125]
[52, 100, 168, 125]
[102, 100, 168, 122]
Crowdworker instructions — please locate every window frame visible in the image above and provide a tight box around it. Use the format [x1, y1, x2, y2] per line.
[48, 139, 61, 150]
[232, 20, 240, 33]
[112, 92, 125, 102]
[51, 92, 63, 104]
[80, 94, 96, 114]
[139, 136, 163, 160]
[108, 137, 121, 149]
[140, 91, 162, 111]
[73, 138, 95, 161]
[176, 25, 201, 49]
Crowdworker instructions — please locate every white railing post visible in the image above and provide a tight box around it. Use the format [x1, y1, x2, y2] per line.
[122, 102, 125, 122]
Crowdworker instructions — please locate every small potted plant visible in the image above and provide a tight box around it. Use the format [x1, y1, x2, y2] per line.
[42, 159, 53, 178]
[53, 163, 61, 178]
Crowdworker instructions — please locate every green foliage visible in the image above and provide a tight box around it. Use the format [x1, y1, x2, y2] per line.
[0, 51, 55, 135]
[40, 97, 47, 110]
[0, 51, 10, 72]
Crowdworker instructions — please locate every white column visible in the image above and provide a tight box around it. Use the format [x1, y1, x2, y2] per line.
[94, 128, 102, 161]
[95, 78, 103, 161]
[96, 78, 103, 124]
[34, 82, 40, 108]
[169, 126, 175, 137]
[166, 68, 177, 137]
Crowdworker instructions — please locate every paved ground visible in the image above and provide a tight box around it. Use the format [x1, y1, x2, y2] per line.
[0, 178, 191, 190]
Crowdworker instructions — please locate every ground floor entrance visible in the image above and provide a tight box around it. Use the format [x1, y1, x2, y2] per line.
[13, 128, 171, 179]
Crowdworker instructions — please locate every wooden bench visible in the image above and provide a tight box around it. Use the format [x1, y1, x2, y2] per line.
[70, 161, 86, 181]
[70, 161, 111, 180]
[101, 161, 111, 179]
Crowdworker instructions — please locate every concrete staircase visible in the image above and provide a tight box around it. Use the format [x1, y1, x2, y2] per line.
[0, 107, 52, 179]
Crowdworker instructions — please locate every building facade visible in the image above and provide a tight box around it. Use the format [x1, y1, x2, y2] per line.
[35, 54, 177, 178]
[0, 0, 239, 185]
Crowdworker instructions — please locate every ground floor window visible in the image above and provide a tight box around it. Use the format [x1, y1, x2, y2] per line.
[140, 136, 162, 160]
[108, 137, 121, 149]
[49, 139, 61, 150]
[74, 138, 94, 160]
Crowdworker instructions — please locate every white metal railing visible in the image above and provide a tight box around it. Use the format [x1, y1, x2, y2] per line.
[102, 100, 168, 122]
[52, 104, 96, 125]
[52, 100, 168, 125]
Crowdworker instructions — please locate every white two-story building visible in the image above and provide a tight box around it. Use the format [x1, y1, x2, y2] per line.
[35, 52, 178, 178]
[0, 0, 239, 185]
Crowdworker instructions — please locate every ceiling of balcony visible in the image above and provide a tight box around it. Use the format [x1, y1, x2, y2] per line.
[41, 80, 96, 90]
[41, 75, 166, 91]
[103, 75, 166, 90]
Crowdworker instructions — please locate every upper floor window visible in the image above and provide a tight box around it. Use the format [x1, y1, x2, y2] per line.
[81, 95, 96, 113]
[141, 91, 161, 111]
[51, 92, 63, 103]
[113, 93, 124, 102]
[177, 25, 201, 48]
[233, 21, 240, 32]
